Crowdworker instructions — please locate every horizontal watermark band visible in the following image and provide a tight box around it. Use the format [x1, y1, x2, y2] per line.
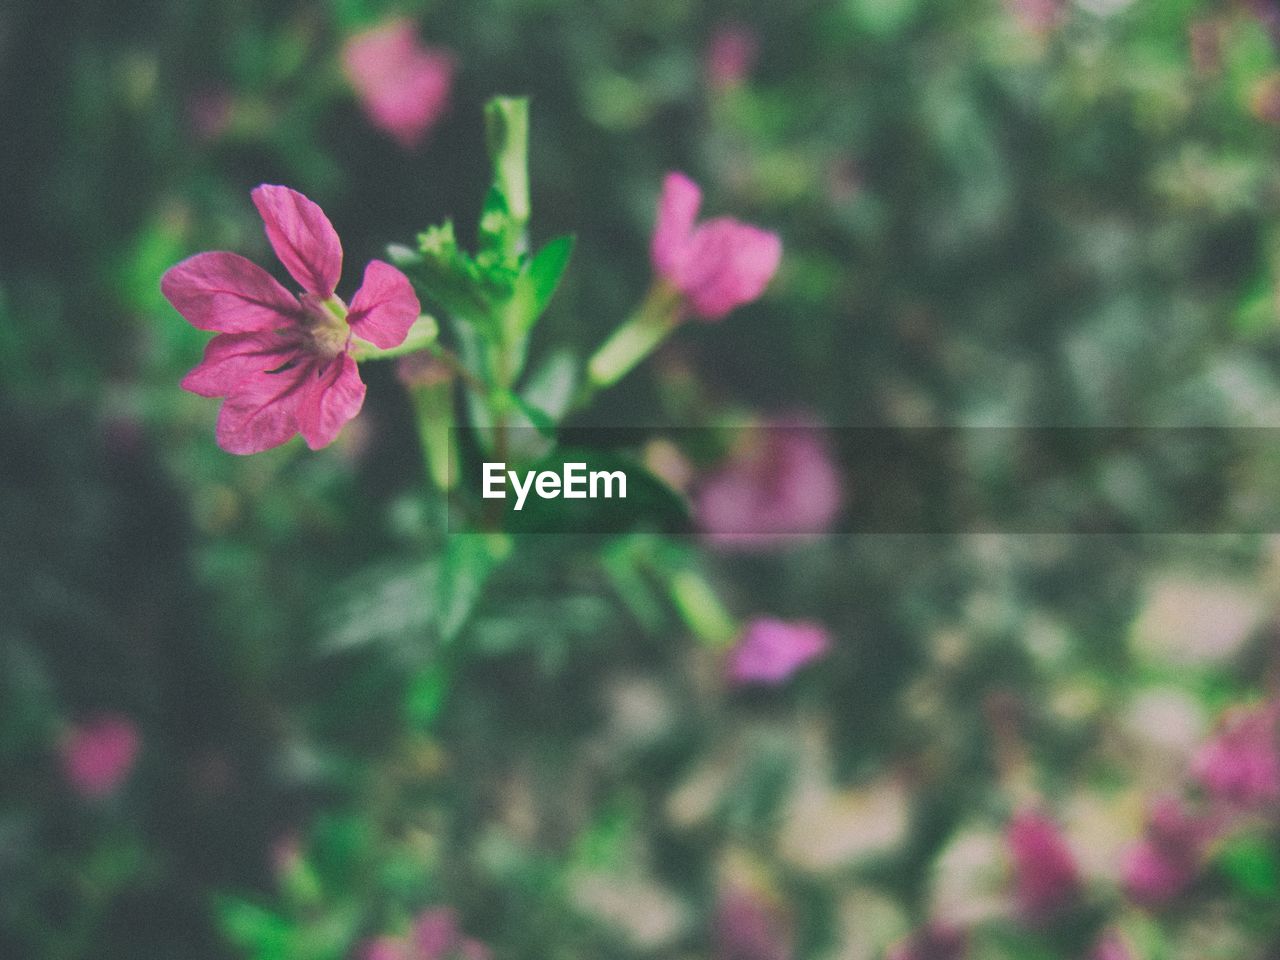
[445, 426, 1280, 535]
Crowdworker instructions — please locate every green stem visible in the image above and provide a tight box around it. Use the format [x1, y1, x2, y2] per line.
[668, 568, 739, 648]
[412, 381, 457, 492]
[582, 282, 683, 405]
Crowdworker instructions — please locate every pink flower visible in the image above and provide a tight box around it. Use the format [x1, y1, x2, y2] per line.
[1089, 931, 1133, 960]
[59, 714, 140, 798]
[886, 923, 967, 960]
[695, 418, 842, 548]
[361, 938, 407, 960]
[1121, 797, 1215, 907]
[359, 908, 489, 960]
[705, 23, 759, 92]
[1191, 702, 1280, 810]
[342, 19, 455, 149]
[714, 888, 791, 960]
[651, 172, 781, 320]
[188, 88, 234, 142]
[1005, 809, 1080, 923]
[726, 618, 830, 686]
[162, 185, 420, 454]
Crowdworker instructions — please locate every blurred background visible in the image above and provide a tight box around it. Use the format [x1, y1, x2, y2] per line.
[6, 0, 1280, 957]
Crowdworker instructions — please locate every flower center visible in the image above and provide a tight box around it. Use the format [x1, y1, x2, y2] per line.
[299, 293, 350, 360]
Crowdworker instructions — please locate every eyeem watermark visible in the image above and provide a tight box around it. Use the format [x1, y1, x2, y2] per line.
[482, 461, 628, 511]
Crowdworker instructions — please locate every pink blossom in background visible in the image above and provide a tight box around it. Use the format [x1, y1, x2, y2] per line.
[188, 88, 234, 142]
[1004, 0, 1064, 33]
[1192, 701, 1280, 809]
[1005, 809, 1080, 923]
[162, 185, 420, 454]
[59, 714, 139, 798]
[695, 419, 842, 548]
[726, 618, 830, 686]
[886, 922, 967, 960]
[1089, 931, 1133, 960]
[705, 22, 759, 92]
[713, 888, 791, 960]
[359, 908, 490, 960]
[1121, 796, 1215, 907]
[651, 172, 781, 320]
[342, 19, 455, 149]
[361, 938, 407, 960]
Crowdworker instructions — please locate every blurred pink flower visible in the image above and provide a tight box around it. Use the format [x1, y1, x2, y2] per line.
[359, 908, 489, 960]
[705, 23, 759, 92]
[162, 185, 420, 454]
[59, 714, 139, 798]
[1089, 931, 1133, 960]
[695, 419, 842, 548]
[713, 888, 791, 960]
[1004, 0, 1064, 33]
[886, 922, 967, 960]
[361, 938, 407, 960]
[1005, 809, 1080, 923]
[726, 618, 830, 686]
[1121, 797, 1215, 907]
[651, 172, 781, 321]
[1192, 702, 1280, 809]
[342, 19, 455, 149]
[188, 88, 234, 142]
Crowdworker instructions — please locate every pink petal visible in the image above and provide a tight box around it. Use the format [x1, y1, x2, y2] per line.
[727, 618, 830, 686]
[651, 172, 702, 279]
[181, 331, 302, 398]
[296, 352, 366, 450]
[214, 364, 310, 454]
[347, 260, 421, 348]
[679, 219, 781, 320]
[161, 252, 302, 332]
[251, 185, 343, 297]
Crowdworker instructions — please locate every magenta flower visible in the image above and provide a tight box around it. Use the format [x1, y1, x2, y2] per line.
[1005, 809, 1080, 923]
[359, 908, 489, 960]
[1190, 701, 1280, 810]
[714, 888, 791, 960]
[1120, 796, 1215, 907]
[59, 714, 140, 798]
[695, 417, 842, 548]
[1089, 931, 1133, 960]
[651, 172, 781, 321]
[705, 23, 759, 92]
[162, 185, 420, 454]
[886, 923, 967, 960]
[726, 618, 830, 686]
[342, 19, 455, 149]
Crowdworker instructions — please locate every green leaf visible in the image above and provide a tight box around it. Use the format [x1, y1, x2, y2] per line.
[510, 392, 557, 439]
[1217, 835, 1280, 899]
[217, 897, 293, 960]
[437, 533, 512, 644]
[406, 660, 452, 730]
[412, 221, 503, 331]
[513, 234, 574, 333]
